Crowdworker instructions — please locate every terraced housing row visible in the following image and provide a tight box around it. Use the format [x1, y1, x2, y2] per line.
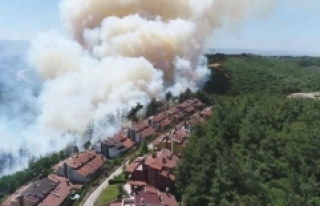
[1, 98, 212, 206]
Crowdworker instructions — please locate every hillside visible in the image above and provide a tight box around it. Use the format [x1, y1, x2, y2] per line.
[176, 54, 320, 206]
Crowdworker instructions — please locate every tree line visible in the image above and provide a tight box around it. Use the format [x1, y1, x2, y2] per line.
[176, 54, 320, 206]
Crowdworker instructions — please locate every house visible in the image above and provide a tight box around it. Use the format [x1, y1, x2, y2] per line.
[112, 185, 179, 206]
[94, 130, 134, 158]
[192, 98, 204, 109]
[154, 124, 190, 156]
[178, 98, 204, 115]
[55, 150, 105, 184]
[148, 113, 171, 132]
[166, 106, 184, 123]
[125, 149, 179, 191]
[199, 106, 213, 120]
[128, 121, 156, 144]
[1, 175, 72, 206]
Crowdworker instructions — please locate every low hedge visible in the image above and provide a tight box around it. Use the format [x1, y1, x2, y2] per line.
[108, 179, 126, 185]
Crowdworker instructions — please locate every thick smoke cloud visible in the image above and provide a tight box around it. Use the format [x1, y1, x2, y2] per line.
[0, 0, 315, 175]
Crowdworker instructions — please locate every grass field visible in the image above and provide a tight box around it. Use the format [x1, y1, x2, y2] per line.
[95, 184, 119, 205]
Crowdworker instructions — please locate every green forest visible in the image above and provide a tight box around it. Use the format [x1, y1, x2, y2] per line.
[176, 54, 320, 206]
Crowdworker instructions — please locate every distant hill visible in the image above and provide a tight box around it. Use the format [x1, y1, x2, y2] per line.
[204, 48, 320, 57]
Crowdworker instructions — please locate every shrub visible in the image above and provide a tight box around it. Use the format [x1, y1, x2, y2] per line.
[108, 179, 126, 185]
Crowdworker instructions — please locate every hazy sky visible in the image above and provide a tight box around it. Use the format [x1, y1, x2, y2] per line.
[1, 0, 320, 54]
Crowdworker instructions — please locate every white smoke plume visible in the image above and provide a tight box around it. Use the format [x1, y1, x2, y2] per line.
[0, 0, 315, 175]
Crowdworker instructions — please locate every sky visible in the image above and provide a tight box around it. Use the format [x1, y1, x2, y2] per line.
[0, 0, 320, 55]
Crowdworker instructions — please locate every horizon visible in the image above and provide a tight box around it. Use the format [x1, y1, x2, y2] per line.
[1, 39, 318, 57]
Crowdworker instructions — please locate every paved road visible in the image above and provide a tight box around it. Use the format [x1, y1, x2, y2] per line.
[83, 160, 129, 206]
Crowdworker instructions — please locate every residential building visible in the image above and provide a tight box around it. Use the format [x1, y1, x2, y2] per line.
[93, 130, 134, 158]
[186, 113, 206, 131]
[128, 121, 156, 144]
[166, 106, 184, 123]
[154, 124, 190, 156]
[1, 175, 72, 206]
[148, 112, 171, 132]
[177, 98, 204, 116]
[111, 185, 179, 206]
[199, 106, 213, 120]
[125, 149, 179, 191]
[55, 150, 105, 184]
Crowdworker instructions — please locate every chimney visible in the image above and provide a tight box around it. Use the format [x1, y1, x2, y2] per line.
[166, 187, 170, 195]
[162, 158, 166, 164]
[158, 191, 162, 201]
[140, 198, 146, 206]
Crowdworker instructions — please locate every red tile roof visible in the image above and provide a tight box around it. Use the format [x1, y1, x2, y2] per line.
[188, 117, 205, 126]
[172, 128, 190, 142]
[113, 129, 129, 139]
[52, 160, 65, 172]
[126, 157, 143, 173]
[109, 202, 122, 206]
[140, 126, 156, 139]
[145, 149, 179, 171]
[173, 111, 184, 120]
[201, 106, 213, 117]
[38, 175, 72, 206]
[160, 118, 171, 128]
[179, 101, 190, 109]
[122, 138, 134, 149]
[159, 170, 176, 181]
[106, 130, 134, 150]
[160, 191, 179, 206]
[167, 106, 179, 115]
[186, 105, 195, 113]
[134, 186, 179, 206]
[132, 121, 149, 132]
[66, 150, 105, 178]
[194, 100, 204, 108]
[1, 186, 27, 206]
[151, 112, 166, 123]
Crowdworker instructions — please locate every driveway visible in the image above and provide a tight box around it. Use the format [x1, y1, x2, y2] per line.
[83, 160, 129, 206]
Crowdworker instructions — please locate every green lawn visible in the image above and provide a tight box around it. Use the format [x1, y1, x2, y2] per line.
[95, 184, 119, 205]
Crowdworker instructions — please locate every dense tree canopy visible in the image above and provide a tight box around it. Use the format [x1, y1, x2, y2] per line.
[176, 54, 320, 206]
